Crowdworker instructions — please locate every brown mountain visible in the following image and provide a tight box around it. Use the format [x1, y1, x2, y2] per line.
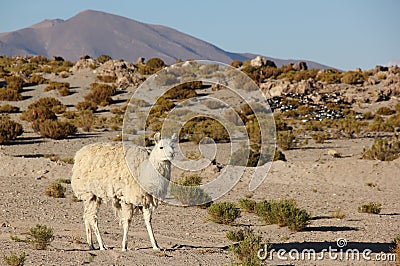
[0, 10, 329, 68]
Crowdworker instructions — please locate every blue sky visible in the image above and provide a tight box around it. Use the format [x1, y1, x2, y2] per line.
[1, 0, 399, 70]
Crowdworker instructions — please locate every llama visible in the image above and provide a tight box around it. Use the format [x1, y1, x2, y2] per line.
[71, 133, 176, 251]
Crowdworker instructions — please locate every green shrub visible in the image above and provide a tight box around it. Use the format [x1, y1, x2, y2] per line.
[277, 131, 296, 150]
[45, 182, 66, 198]
[3, 252, 26, 266]
[316, 69, 342, 84]
[170, 174, 211, 207]
[361, 137, 400, 161]
[37, 119, 77, 139]
[27, 224, 54, 250]
[226, 228, 246, 242]
[180, 117, 229, 144]
[255, 199, 310, 231]
[0, 104, 19, 113]
[238, 198, 257, 213]
[0, 88, 23, 101]
[358, 202, 382, 214]
[0, 116, 23, 144]
[207, 202, 240, 225]
[228, 228, 264, 266]
[273, 148, 286, 161]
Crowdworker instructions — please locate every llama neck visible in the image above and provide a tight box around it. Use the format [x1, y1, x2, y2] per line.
[149, 154, 171, 178]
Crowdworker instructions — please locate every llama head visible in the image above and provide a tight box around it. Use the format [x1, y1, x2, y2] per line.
[151, 132, 177, 161]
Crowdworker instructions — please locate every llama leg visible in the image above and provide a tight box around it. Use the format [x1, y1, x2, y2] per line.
[120, 202, 133, 251]
[143, 207, 160, 250]
[83, 200, 94, 250]
[84, 197, 106, 250]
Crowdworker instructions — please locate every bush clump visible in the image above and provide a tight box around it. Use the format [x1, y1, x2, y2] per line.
[228, 228, 265, 266]
[254, 199, 310, 231]
[97, 75, 117, 83]
[341, 71, 365, 84]
[277, 130, 296, 150]
[361, 137, 400, 161]
[28, 97, 66, 114]
[207, 202, 240, 225]
[5, 76, 25, 92]
[45, 181, 66, 198]
[96, 54, 112, 64]
[44, 81, 71, 96]
[21, 106, 57, 123]
[0, 116, 23, 144]
[180, 117, 230, 144]
[238, 198, 257, 213]
[169, 174, 212, 207]
[26, 224, 54, 250]
[376, 106, 395, 116]
[0, 104, 19, 113]
[36, 119, 77, 139]
[3, 252, 26, 266]
[0, 88, 23, 101]
[358, 202, 382, 214]
[83, 83, 116, 106]
[29, 74, 48, 85]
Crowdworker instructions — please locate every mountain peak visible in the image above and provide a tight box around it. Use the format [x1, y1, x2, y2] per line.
[29, 19, 64, 29]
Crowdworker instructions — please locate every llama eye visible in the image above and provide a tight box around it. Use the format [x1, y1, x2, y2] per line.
[159, 147, 163, 149]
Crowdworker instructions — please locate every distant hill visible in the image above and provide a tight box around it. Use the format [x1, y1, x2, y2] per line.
[0, 10, 329, 69]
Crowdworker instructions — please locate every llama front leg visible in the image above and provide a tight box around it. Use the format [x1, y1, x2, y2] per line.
[120, 202, 133, 251]
[143, 207, 160, 250]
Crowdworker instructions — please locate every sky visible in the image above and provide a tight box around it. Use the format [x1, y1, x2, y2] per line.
[0, 0, 399, 70]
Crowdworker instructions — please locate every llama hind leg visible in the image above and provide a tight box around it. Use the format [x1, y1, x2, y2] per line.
[120, 202, 133, 251]
[84, 196, 106, 250]
[143, 207, 160, 250]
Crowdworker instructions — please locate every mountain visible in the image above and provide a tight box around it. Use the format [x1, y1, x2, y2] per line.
[0, 10, 329, 68]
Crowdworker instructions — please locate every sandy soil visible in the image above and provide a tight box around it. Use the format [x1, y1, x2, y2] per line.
[0, 69, 399, 266]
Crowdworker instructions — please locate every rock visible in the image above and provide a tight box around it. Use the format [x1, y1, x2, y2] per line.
[70, 58, 98, 72]
[328, 149, 341, 158]
[136, 57, 145, 65]
[250, 56, 276, 67]
[293, 61, 308, 71]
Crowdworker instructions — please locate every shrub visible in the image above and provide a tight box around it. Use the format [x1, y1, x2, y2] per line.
[3, 252, 26, 266]
[228, 229, 264, 266]
[21, 106, 57, 123]
[0, 104, 19, 113]
[387, 113, 400, 128]
[255, 199, 310, 231]
[341, 71, 365, 84]
[44, 81, 70, 95]
[376, 106, 395, 116]
[75, 110, 94, 132]
[29, 74, 47, 85]
[0, 88, 23, 101]
[45, 182, 66, 198]
[0, 116, 23, 144]
[76, 101, 97, 111]
[331, 208, 346, 219]
[37, 119, 77, 139]
[146, 58, 165, 72]
[395, 102, 400, 113]
[238, 198, 257, 213]
[207, 202, 240, 225]
[277, 131, 296, 150]
[180, 117, 229, 144]
[316, 69, 342, 84]
[97, 75, 117, 83]
[164, 81, 200, 100]
[26, 224, 54, 250]
[96, 54, 112, 64]
[273, 148, 286, 161]
[358, 202, 382, 214]
[84, 83, 116, 106]
[5, 76, 25, 92]
[27, 97, 66, 114]
[169, 174, 211, 207]
[226, 228, 246, 242]
[361, 137, 400, 161]
[311, 132, 328, 143]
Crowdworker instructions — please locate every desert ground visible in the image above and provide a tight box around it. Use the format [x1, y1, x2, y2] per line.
[0, 58, 399, 265]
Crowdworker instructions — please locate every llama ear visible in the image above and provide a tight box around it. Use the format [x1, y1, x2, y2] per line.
[171, 133, 177, 142]
[154, 132, 161, 143]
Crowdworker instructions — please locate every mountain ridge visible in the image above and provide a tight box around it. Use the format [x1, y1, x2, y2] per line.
[0, 9, 329, 69]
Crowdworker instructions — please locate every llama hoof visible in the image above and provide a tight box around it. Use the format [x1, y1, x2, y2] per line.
[88, 244, 95, 250]
[152, 246, 161, 251]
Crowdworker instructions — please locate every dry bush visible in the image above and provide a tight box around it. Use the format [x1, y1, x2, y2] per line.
[376, 106, 395, 116]
[169, 174, 212, 207]
[228, 228, 264, 266]
[45, 182, 66, 198]
[44, 81, 71, 96]
[277, 130, 296, 150]
[29, 74, 48, 85]
[97, 75, 117, 83]
[83, 83, 116, 106]
[27, 97, 66, 114]
[37, 119, 77, 139]
[0, 104, 19, 113]
[96, 54, 112, 64]
[21, 106, 57, 123]
[75, 110, 94, 132]
[76, 101, 97, 111]
[180, 117, 229, 144]
[358, 202, 382, 214]
[3, 252, 26, 266]
[0, 116, 23, 144]
[0, 88, 23, 101]
[164, 81, 200, 100]
[361, 137, 400, 161]
[341, 71, 365, 84]
[5, 76, 25, 92]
